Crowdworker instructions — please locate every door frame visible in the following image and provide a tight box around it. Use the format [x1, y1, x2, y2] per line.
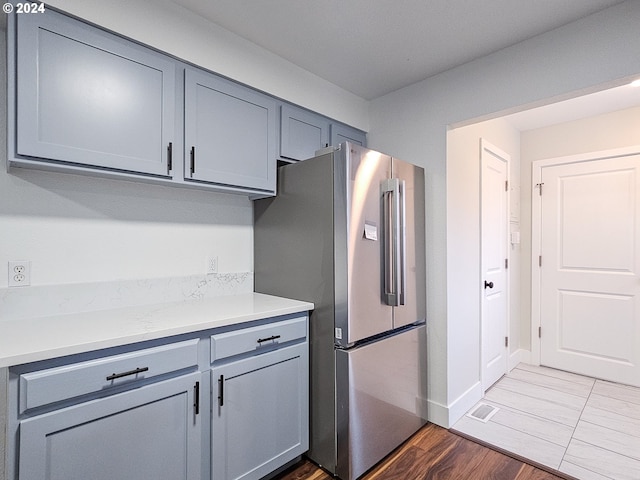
[480, 138, 511, 391]
[530, 144, 640, 365]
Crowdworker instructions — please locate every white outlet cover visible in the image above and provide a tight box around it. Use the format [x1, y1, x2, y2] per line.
[8, 260, 31, 287]
[206, 256, 218, 275]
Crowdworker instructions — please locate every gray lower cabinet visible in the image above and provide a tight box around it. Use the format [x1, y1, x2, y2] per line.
[12, 339, 202, 480]
[19, 372, 202, 480]
[7, 313, 309, 480]
[210, 317, 309, 480]
[184, 69, 277, 194]
[13, 8, 175, 177]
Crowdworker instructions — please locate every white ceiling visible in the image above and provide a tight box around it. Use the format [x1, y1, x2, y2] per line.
[172, 0, 640, 129]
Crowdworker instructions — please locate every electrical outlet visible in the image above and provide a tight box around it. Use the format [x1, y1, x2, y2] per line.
[206, 256, 218, 275]
[8, 261, 31, 287]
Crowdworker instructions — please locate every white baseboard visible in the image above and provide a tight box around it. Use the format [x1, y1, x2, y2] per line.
[427, 351, 533, 429]
[428, 381, 483, 428]
[509, 348, 531, 371]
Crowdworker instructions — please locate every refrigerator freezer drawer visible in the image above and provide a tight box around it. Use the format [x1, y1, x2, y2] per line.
[335, 324, 427, 480]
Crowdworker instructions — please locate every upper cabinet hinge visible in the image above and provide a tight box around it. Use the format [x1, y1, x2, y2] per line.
[505, 180, 509, 191]
[538, 326, 542, 338]
[539, 255, 542, 267]
[505, 258, 508, 269]
[505, 336, 509, 347]
[535, 182, 544, 195]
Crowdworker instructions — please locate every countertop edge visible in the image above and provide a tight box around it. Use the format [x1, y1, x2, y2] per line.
[0, 293, 314, 369]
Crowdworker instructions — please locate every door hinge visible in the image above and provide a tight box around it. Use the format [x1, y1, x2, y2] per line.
[538, 326, 542, 338]
[539, 255, 542, 267]
[505, 336, 509, 347]
[535, 182, 544, 195]
[505, 258, 508, 269]
[505, 180, 509, 191]
[194, 381, 200, 415]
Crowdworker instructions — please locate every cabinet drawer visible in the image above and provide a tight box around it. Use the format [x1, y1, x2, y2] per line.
[19, 339, 199, 413]
[211, 316, 307, 362]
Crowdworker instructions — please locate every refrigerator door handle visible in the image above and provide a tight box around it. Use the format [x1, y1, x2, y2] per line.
[398, 179, 406, 305]
[381, 178, 401, 306]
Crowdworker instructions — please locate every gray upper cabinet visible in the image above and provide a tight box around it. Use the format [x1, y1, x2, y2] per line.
[184, 68, 277, 194]
[330, 122, 367, 147]
[280, 104, 329, 161]
[14, 9, 175, 177]
[9, 8, 365, 196]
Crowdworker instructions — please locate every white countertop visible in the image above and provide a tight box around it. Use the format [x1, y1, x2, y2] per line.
[0, 293, 313, 368]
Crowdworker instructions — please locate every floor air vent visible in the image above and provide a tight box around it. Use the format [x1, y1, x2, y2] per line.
[467, 403, 499, 423]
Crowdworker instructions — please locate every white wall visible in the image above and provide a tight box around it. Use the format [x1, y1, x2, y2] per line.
[0, 23, 253, 286]
[0, 2, 368, 289]
[368, 0, 640, 427]
[444, 119, 521, 421]
[519, 105, 640, 353]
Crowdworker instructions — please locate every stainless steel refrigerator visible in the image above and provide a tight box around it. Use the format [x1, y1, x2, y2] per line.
[254, 142, 427, 480]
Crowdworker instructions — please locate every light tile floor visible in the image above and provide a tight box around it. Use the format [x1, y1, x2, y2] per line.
[452, 363, 640, 480]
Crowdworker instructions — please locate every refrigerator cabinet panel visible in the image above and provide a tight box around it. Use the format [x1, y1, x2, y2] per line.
[254, 154, 338, 472]
[391, 158, 426, 329]
[336, 144, 394, 346]
[335, 324, 428, 480]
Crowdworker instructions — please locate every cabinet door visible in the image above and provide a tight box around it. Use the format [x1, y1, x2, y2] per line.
[19, 372, 202, 480]
[184, 69, 276, 194]
[330, 123, 367, 148]
[212, 343, 308, 480]
[280, 105, 329, 161]
[15, 10, 176, 177]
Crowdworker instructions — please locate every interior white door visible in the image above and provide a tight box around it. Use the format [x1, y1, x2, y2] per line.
[539, 153, 640, 387]
[481, 140, 509, 391]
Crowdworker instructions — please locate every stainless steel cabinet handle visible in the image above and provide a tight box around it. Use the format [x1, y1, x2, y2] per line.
[106, 367, 149, 381]
[190, 146, 196, 176]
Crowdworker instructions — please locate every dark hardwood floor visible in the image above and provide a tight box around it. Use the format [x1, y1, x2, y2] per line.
[275, 424, 570, 480]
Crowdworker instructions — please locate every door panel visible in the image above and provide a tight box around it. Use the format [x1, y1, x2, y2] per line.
[392, 158, 426, 328]
[335, 325, 427, 480]
[280, 104, 329, 161]
[19, 373, 201, 480]
[338, 144, 393, 345]
[16, 10, 174, 176]
[481, 141, 509, 391]
[330, 124, 366, 148]
[540, 154, 640, 386]
[211, 343, 308, 480]
[184, 68, 276, 192]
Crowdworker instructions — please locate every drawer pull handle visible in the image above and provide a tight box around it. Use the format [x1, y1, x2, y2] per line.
[257, 335, 281, 344]
[106, 367, 149, 381]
